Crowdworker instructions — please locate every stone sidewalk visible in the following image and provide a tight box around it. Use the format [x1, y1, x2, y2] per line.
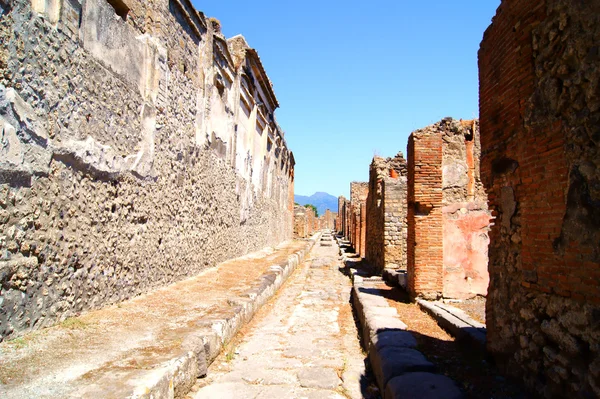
[193, 232, 375, 399]
[0, 238, 316, 399]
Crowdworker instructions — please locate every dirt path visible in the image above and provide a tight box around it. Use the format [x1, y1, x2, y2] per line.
[191, 237, 378, 399]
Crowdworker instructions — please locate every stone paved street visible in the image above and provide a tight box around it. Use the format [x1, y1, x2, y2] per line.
[192, 235, 374, 399]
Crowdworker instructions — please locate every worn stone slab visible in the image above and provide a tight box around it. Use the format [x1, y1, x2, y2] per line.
[193, 233, 367, 399]
[416, 299, 486, 350]
[363, 314, 408, 348]
[194, 382, 262, 399]
[298, 367, 341, 390]
[384, 372, 464, 399]
[369, 346, 436, 392]
[435, 302, 486, 329]
[371, 330, 418, 352]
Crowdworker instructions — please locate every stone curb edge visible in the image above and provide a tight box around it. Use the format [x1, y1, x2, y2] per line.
[416, 299, 486, 351]
[348, 271, 464, 399]
[130, 234, 320, 399]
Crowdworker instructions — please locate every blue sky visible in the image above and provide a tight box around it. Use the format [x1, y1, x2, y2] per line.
[194, 1, 501, 199]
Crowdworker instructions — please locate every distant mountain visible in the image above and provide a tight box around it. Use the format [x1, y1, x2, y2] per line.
[294, 192, 338, 216]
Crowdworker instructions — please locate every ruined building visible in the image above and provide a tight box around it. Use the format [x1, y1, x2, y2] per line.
[365, 153, 408, 273]
[293, 204, 317, 238]
[348, 182, 368, 258]
[407, 118, 490, 300]
[480, 0, 600, 397]
[336, 195, 346, 234]
[322, 209, 336, 231]
[0, 0, 295, 340]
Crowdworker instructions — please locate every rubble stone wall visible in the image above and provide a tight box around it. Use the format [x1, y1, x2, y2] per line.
[479, 0, 600, 397]
[365, 154, 408, 272]
[293, 205, 316, 238]
[0, 0, 294, 340]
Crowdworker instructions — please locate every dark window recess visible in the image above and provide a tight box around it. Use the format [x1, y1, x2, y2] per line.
[107, 0, 129, 20]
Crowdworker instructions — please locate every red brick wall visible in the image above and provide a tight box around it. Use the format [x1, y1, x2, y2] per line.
[480, 0, 600, 396]
[359, 202, 367, 258]
[407, 130, 443, 299]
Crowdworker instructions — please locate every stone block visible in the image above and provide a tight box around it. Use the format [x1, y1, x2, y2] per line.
[369, 346, 436, 392]
[371, 330, 417, 352]
[384, 372, 464, 399]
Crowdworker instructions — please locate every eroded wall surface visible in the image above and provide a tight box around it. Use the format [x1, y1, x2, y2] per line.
[293, 205, 316, 238]
[480, 0, 599, 397]
[0, 0, 294, 340]
[407, 118, 490, 299]
[365, 153, 408, 272]
[336, 196, 345, 234]
[442, 119, 490, 299]
[349, 182, 368, 257]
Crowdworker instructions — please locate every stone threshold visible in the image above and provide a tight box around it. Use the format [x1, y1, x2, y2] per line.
[416, 299, 486, 351]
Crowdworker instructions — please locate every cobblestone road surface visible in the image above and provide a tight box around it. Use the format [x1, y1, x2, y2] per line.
[192, 236, 374, 399]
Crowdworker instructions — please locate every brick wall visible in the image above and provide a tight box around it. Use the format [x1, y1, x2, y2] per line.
[441, 119, 490, 299]
[407, 127, 444, 299]
[349, 182, 368, 255]
[407, 119, 490, 300]
[480, 0, 600, 397]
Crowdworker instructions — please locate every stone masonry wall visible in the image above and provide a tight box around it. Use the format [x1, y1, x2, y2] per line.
[336, 196, 345, 234]
[407, 119, 490, 300]
[0, 0, 294, 340]
[349, 182, 368, 256]
[442, 119, 490, 299]
[365, 153, 408, 273]
[479, 0, 600, 397]
[407, 126, 443, 299]
[293, 205, 316, 238]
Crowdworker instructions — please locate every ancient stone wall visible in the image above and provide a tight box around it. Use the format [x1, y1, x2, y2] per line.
[336, 196, 345, 234]
[365, 153, 408, 273]
[349, 182, 368, 255]
[407, 118, 489, 299]
[0, 0, 294, 340]
[441, 119, 490, 299]
[322, 209, 336, 230]
[479, 1, 600, 397]
[293, 205, 316, 238]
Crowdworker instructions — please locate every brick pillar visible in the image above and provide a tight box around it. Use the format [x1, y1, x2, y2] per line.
[407, 131, 443, 299]
[360, 202, 367, 259]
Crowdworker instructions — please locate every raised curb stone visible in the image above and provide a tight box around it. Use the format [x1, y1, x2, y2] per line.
[384, 372, 464, 399]
[349, 270, 464, 397]
[128, 235, 320, 398]
[369, 346, 436, 391]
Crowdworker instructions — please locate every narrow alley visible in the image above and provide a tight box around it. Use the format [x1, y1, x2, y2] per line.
[192, 233, 376, 399]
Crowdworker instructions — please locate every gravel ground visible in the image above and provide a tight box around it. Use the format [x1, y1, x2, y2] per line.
[449, 296, 487, 324]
